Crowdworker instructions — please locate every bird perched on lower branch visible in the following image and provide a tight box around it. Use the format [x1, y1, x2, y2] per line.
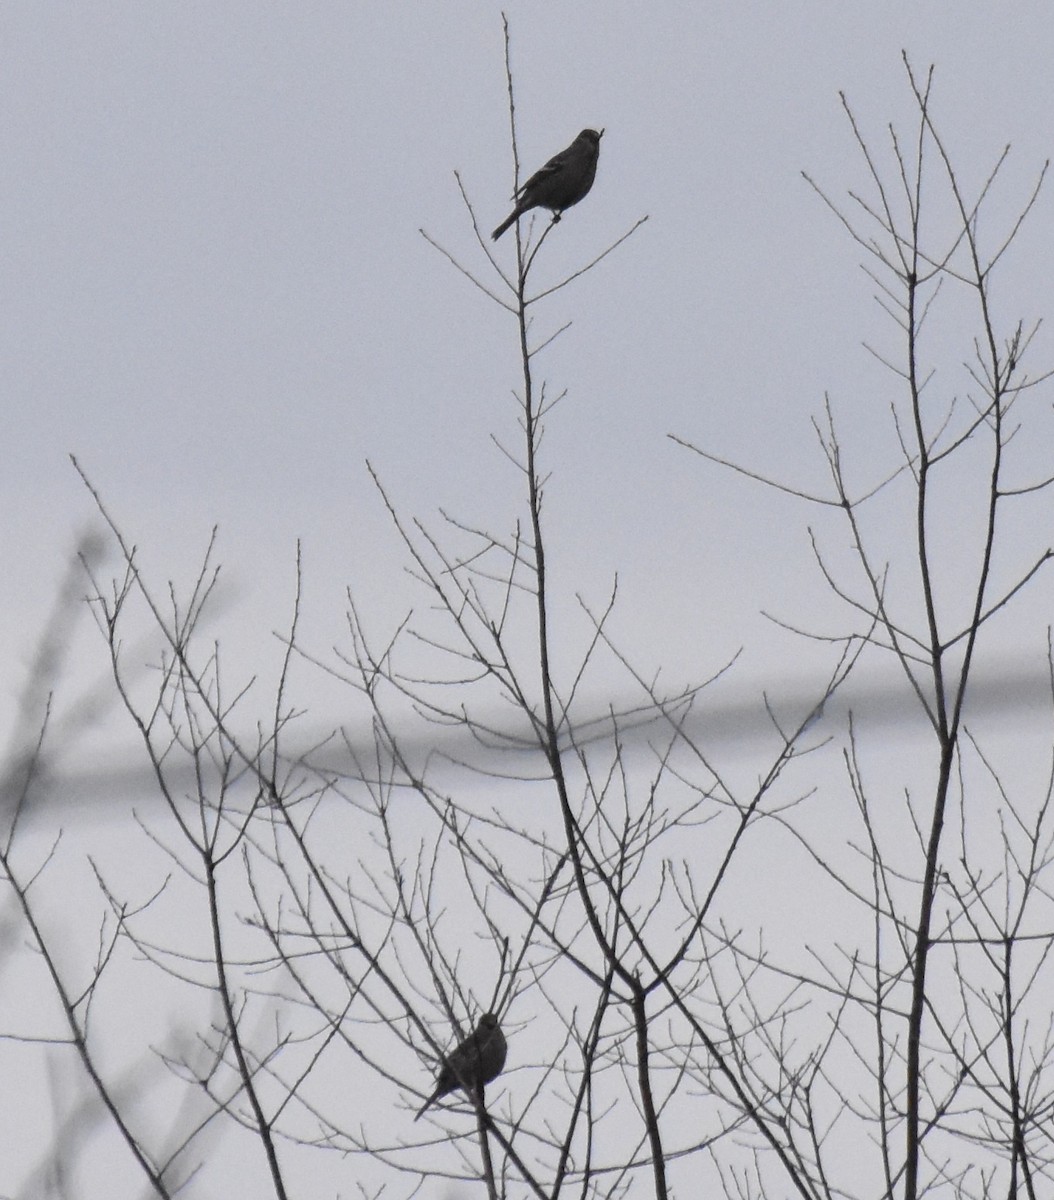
[492, 128, 603, 240]
[414, 1013, 508, 1120]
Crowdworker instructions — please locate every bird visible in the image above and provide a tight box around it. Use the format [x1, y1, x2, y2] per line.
[491, 129, 603, 241]
[414, 1012, 508, 1120]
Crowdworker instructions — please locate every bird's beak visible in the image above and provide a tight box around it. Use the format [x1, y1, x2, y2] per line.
[599, 128, 605, 138]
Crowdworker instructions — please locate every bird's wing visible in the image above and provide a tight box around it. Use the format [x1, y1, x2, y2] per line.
[514, 147, 572, 198]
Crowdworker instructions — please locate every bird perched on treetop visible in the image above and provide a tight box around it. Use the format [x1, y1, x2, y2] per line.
[414, 1013, 508, 1121]
[491, 129, 603, 241]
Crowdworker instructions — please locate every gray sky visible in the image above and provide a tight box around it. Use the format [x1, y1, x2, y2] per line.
[3, 4, 1054, 1195]
[4, 3, 1052, 730]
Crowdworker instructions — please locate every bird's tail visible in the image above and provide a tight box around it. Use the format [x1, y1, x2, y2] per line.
[491, 210, 518, 241]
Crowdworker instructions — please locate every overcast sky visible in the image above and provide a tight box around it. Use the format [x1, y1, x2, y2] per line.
[4, 3, 1053, 742]
[3, 4, 1054, 1194]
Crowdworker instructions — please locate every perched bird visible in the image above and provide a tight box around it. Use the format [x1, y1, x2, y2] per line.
[492, 129, 603, 241]
[414, 1013, 508, 1121]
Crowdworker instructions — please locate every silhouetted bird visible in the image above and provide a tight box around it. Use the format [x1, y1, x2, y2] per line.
[492, 129, 603, 240]
[414, 1013, 508, 1120]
